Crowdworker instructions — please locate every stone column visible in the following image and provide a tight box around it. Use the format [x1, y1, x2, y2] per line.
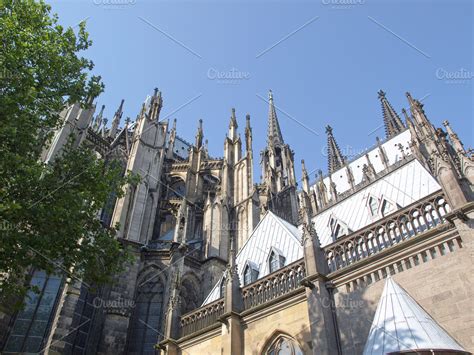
[97, 255, 140, 354]
[220, 233, 244, 355]
[300, 206, 341, 355]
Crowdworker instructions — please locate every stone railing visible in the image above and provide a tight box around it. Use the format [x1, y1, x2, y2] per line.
[180, 298, 224, 337]
[323, 191, 451, 272]
[242, 260, 306, 310]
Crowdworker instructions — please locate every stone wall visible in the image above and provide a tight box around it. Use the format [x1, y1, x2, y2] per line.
[242, 298, 312, 354]
[333, 234, 473, 354]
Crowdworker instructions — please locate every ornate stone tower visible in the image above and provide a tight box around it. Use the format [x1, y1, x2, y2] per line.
[404, 92, 474, 208]
[259, 90, 298, 224]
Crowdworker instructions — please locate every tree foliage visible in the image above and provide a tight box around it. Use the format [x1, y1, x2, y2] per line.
[0, 0, 132, 305]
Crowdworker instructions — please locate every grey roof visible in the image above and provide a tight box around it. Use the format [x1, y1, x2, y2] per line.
[312, 158, 441, 247]
[202, 211, 302, 305]
[363, 277, 466, 355]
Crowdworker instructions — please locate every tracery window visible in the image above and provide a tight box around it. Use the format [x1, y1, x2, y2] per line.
[3, 270, 62, 353]
[264, 335, 303, 355]
[127, 278, 164, 354]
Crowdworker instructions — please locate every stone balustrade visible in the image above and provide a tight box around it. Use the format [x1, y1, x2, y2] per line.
[323, 191, 451, 272]
[180, 298, 224, 337]
[242, 260, 306, 310]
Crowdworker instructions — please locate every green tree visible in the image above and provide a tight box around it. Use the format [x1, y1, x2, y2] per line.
[0, 0, 132, 305]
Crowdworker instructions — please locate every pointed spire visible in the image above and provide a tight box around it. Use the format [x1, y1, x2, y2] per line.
[166, 119, 177, 159]
[227, 108, 238, 141]
[267, 90, 284, 146]
[375, 136, 389, 169]
[301, 159, 310, 193]
[101, 118, 108, 137]
[443, 120, 466, 154]
[93, 105, 105, 131]
[378, 90, 405, 138]
[195, 119, 203, 148]
[147, 88, 163, 121]
[109, 99, 124, 138]
[406, 92, 436, 137]
[245, 113, 252, 152]
[325, 125, 345, 174]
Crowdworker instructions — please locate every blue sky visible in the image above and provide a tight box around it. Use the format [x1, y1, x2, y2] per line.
[48, 0, 472, 182]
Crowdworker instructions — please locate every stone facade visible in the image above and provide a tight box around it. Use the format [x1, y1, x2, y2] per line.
[1, 90, 472, 355]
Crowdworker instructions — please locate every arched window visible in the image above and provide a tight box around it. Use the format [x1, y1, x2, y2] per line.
[268, 250, 285, 274]
[219, 278, 226, 298]
[263, 335, 304, 355]
[380, 199, 394, 216]
[127, 277, 164, 354]
[4, 270, 62, 353]
[368, 196, 379, 216]
[180, 277, 199, 314]
[243, 263, 259, 286]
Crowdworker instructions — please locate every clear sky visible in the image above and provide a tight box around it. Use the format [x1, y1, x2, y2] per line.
[48, 0, 473, 183]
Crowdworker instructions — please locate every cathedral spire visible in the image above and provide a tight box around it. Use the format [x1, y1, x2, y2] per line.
[228, 108, 238, 141]
[326, 125, 345, 174]
[109, 99, 124, 138]
[93, 104, 105, 132]
[245, 114, 252, 153]
[147, 88, 163, 121]
[301, 159, 310, 194]
[378, 90, 405, 138]
[443, 120, 465, 154]
[195, 119, 204, 149]
[267, 90, 284, 146]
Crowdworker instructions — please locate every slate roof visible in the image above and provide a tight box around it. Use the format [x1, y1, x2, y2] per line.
[202, 211, 303, 305]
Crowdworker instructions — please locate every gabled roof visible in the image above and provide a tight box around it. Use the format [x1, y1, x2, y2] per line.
[202, 211, 303, 305]
[312, 158, 441, 247]
[363, 278, 466, 355]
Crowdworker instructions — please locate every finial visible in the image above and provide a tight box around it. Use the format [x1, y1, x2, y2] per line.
[154, 87, 159, 96]
[377, 90, 386, 99]
[268, 90, 273, 101]
[325, 125, 333, 134]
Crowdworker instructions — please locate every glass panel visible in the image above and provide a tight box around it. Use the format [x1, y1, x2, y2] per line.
[11, 319, 30, 336]
[4, 271, 62, 353]
[23, 336, 43, 352]
[4, 335, 24, 352]
[29, 320, 48, 337]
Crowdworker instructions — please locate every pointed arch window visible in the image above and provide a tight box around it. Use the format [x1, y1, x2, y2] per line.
[263, 335, 303, 355]
[368, 196, 379, 216]
[380, 198, 395, 217]
[180, 277, 200, 314]
[243, 261, 259, 286]
[328, 215, 351, 241]
[268, 249, 285, 274]
[127, 277, 164, 354]
[219, 277, 226, 298]
[3, 270, 62, 353]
